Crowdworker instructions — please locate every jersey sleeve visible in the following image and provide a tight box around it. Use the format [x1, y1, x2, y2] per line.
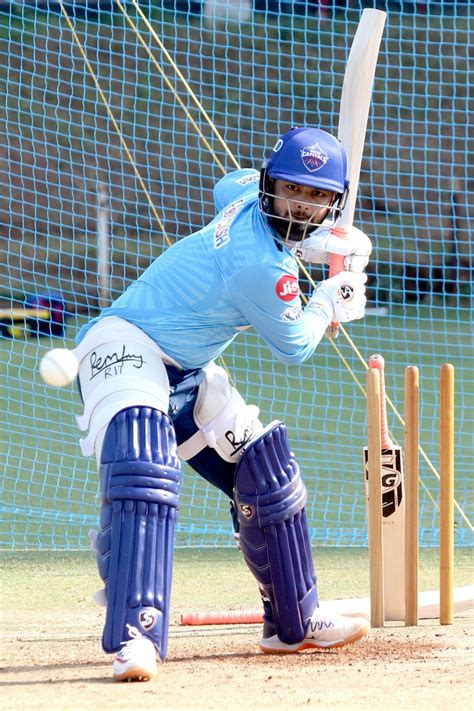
[224, 262, 330, 365]
[213, 169, 260, 212]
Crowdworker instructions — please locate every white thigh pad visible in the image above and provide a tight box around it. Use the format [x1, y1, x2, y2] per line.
[75, 317, 170, 459]
[177, 363, 263, 463]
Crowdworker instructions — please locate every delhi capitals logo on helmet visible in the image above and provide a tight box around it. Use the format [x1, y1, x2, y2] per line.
[300, 142, 329, 173]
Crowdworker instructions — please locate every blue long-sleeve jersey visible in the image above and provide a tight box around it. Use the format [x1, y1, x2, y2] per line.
[77, 169, 328, 369]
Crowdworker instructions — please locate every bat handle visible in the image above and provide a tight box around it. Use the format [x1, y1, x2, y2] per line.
[368, 353, 393, 449]
[325, 253, 346, 339]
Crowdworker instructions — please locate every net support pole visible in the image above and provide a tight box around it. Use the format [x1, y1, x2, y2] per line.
[98, 181, 110, 310]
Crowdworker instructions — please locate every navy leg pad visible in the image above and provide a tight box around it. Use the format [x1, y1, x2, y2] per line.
[97, 407, 181, 658]
[234, 422, 318, 644]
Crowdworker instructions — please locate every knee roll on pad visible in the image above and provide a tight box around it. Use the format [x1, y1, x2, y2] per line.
[177, 362, 263, 463]
[234, 421, 318, 644]
[97, 406, 181, 658]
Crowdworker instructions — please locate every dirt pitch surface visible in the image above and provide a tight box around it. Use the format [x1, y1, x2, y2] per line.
[2, 608, 473, 711]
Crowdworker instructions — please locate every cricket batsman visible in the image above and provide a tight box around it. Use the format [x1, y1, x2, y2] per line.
[67, 127, 372, 680]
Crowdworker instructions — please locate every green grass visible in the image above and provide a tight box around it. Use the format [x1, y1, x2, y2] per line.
[2, 548, 473, 619]
[1, 306, 473, 552]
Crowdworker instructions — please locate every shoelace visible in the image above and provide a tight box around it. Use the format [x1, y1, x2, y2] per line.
[117, 624, 143, 653]
[126, 624, 142, 640]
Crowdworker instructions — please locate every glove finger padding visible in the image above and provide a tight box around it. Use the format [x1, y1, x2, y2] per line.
[294, 224, 372, 270]
[344, 253, 370, 274]
[306, 271, 367, 324]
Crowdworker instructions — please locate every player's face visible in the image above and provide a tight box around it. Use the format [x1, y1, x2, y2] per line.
[272, 180, 336, 231]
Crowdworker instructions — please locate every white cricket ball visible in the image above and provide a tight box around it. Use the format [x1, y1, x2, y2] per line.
[39, 348, 79, 387]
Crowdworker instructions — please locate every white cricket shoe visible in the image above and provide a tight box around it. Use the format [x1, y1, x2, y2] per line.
[112, 625, 157, 682]
[259, 610, 369, 654]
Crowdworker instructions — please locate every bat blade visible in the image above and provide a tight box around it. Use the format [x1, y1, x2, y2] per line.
[338, 8, 387, 227]
[326, 8, 386, 338]
[364, 354, 406, 621]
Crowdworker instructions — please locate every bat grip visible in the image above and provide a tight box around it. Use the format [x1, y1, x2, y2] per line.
[368, 353, 393, 449]
[325, 253, 346, 338]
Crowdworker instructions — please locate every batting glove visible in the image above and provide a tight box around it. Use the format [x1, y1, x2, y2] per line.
[306, 271, 367, 324]
[294, 224, 372, 273]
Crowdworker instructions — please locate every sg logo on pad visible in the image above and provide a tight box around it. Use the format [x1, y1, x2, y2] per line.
[239, 504, 254, 519]
[138, 608, 159, 631]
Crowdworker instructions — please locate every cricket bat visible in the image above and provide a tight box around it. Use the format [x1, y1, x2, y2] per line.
[364, 353, 406, 621]
[326, 8, 386, 338]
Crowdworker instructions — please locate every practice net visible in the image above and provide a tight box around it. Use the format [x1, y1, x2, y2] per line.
[1, 1, 472, 550]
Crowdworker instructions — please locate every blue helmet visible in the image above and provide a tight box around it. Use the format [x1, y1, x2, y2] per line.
[259, 126, 349, 241]
[266, 127, 348, 192]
